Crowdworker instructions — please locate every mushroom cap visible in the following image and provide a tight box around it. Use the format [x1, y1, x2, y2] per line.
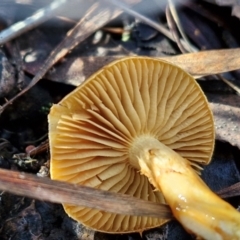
[48, 57, 214, 233]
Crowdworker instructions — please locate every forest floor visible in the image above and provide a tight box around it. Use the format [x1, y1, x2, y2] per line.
[0, 0, 240, 239]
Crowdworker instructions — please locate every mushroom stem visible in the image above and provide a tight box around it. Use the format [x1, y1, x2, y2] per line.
[134, 137, 240, 239]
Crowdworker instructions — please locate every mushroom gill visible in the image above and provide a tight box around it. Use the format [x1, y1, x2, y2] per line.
[49, 57, 229, 236]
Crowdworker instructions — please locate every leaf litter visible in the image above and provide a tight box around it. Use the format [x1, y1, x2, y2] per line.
[0, 0, 240, 239]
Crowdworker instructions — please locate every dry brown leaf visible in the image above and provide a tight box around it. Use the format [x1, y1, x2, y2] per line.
[207, 93, 240, 149]
[23, 49, 240, 86]
[164, 48, 240, 78]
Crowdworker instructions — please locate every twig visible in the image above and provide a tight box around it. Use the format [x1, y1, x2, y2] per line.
[28, 139, 48, 157]
[217, 74, 240, 96]
[0, 168, 172, 218]
[165, 5, 187, 53]
[168, 0, 195, 52]
[217, 182, 240, 199]
[0, 0, 69, 45]
[0, 167, 237, 218]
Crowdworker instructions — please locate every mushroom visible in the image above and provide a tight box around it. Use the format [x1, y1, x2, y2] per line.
[48, 57, 240, 238]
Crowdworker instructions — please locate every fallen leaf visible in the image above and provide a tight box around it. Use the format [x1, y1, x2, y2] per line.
[23, 48, 240, 86]
[165, 49, 240, 78]
[207, 93, 240, 149]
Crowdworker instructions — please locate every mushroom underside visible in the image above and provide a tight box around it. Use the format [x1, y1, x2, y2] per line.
[49, 57, 214, 233]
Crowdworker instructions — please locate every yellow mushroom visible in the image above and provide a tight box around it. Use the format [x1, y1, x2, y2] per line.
[48, 57, 240, 238]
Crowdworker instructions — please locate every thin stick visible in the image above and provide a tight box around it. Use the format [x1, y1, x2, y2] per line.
[217, 74, 240, 96]
[168, 0, 195, 52]
[165, 5, 187, 53]
[0, 168, 172, 218]
[0, 0, 69, 45]
[217, 182, 240, 198]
